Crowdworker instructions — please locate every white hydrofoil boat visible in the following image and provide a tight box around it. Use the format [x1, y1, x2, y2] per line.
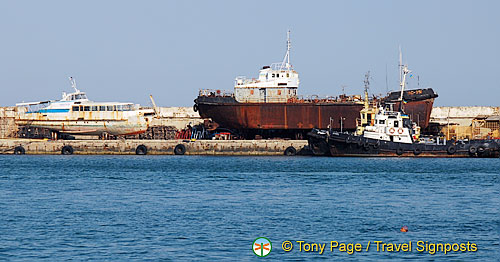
[15, 77, 155, 136]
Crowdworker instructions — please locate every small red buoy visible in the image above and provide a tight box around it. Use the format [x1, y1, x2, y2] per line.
[400, 226, 408, 232]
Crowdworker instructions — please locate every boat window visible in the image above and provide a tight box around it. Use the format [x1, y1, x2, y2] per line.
[99, 106, 106, 111]
[74, 94, 86, 100]
[123, 104, 131, 111]
[83, 106, 90, 111]
[394, 121, 399, 127]
[379, 120, 385, 124]
[91, 106, 98, 111]
[116, 105, 123, 111]
[72, 106, 79, 111]
[272, 74, 275, 78]
[404, 118, 411, 127]
[107, 105, 114, 111]
[277, 74, 280, 77]
[287, 73, 290, 77]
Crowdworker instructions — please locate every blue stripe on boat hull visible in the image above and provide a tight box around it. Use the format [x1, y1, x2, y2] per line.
[27, 109, 70, 113]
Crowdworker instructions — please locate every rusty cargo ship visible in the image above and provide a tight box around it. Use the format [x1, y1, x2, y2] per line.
[194, 32, 437, 139]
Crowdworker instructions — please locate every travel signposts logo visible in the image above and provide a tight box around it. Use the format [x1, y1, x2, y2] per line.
[253, 237, 272, 257]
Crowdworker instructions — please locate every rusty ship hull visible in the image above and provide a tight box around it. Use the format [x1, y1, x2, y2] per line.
[195, 88, 437, 138]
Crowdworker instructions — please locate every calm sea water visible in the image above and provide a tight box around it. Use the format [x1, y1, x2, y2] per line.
[0, 155, 498, 261]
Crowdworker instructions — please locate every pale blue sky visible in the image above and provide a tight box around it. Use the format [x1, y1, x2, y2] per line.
[1, 0, 498, 107]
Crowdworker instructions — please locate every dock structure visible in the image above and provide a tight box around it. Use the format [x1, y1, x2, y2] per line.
[0, 107, 17, 139]
[1, 106, 499, 156]
[0, 139, 308, 156]
[429, 107, 500, 139]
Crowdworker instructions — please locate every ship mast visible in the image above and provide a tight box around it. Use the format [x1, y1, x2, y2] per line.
[280, 30, 292, 70]
[397, 47, 412, 112]
[364, 71, 370, 109]
[69, 77, 80, 93]
[399, 45, 403, 86]
[398, 66, 411, 112]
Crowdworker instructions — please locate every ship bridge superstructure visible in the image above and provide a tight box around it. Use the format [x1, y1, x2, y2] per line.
[234, 31, 299, 103]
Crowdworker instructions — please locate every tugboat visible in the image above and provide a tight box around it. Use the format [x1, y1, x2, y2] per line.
[308, 64, 500, 158]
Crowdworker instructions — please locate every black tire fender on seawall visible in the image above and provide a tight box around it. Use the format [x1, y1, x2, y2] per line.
[284, 146, 296, 156]
[136, 145, 148, 155]
[61, 145, 74, 155]
[193, 104, 199, 112]
[174, 144, 186, 155]
[14, 146, 25, 155]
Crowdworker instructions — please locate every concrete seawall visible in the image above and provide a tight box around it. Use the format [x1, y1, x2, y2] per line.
[0, 139, 308, 155]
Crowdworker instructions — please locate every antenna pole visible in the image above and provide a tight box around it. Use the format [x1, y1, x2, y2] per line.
[399, 65, 411, 112]
[364, 71, 370, 108]
[69, 77, 79, 92]
[287, 30, 290, 67]
[280, 30, 291, 70]
[385, 64, 389, 94]
[341, 85, 347, 96]
[399, 45, 403, 85]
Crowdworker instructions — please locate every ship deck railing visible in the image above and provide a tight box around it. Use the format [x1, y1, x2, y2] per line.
[235, 76, 261, 86]
[233, 95, 367, 104]
[199, 89, 234, 98]
[270, 63, 294, 71]
[287, 95, 365, 104]
[199, 89, 372, 104]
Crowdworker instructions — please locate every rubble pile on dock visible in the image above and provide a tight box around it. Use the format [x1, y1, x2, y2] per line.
[429, 107, 500, 139]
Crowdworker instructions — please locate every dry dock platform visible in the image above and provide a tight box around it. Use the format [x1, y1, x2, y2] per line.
[0, 139, 308, 156]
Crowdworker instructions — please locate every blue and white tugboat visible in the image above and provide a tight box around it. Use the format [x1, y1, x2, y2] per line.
[307, 65, 500, 158]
